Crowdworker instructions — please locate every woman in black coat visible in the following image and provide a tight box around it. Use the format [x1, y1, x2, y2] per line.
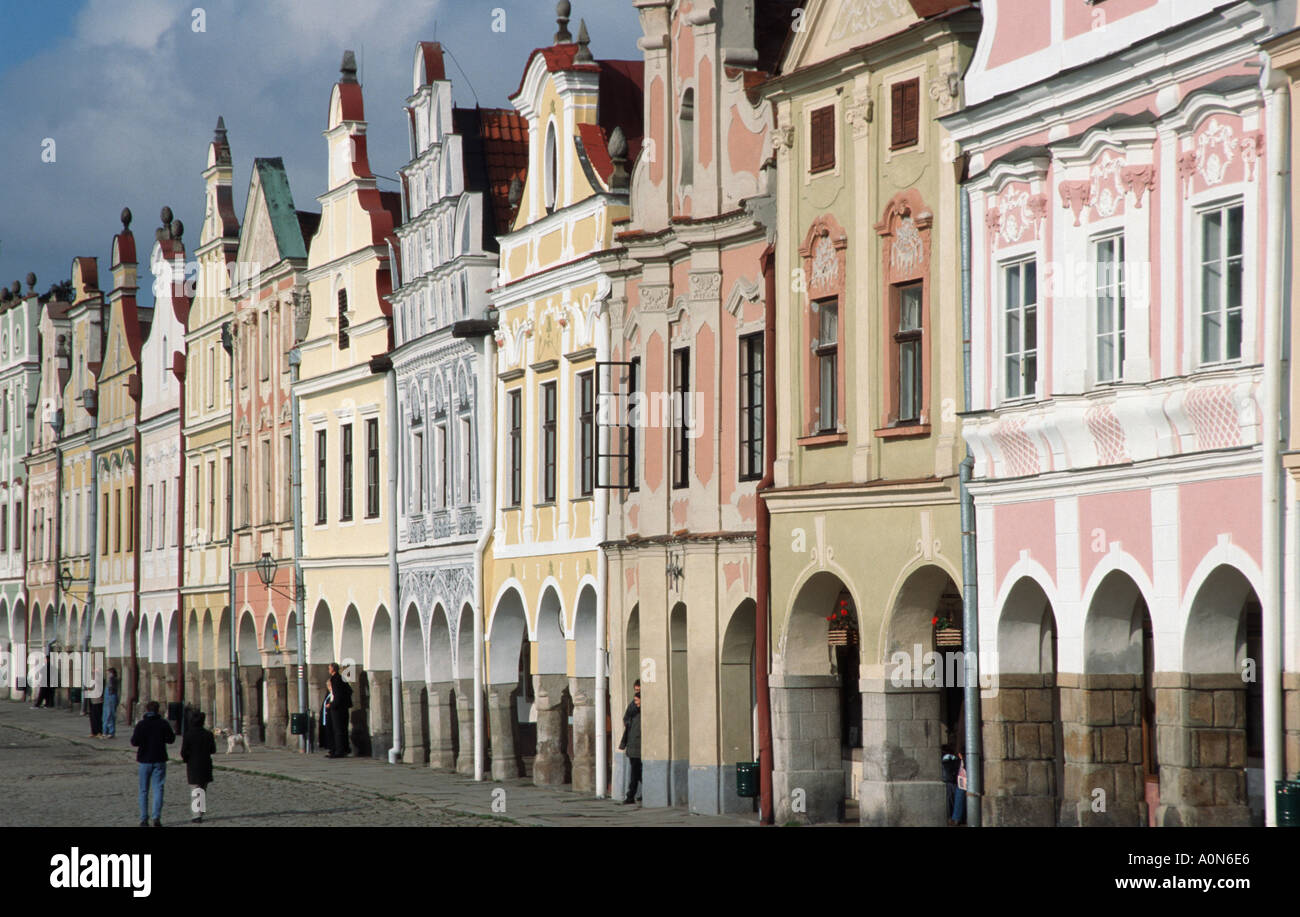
[181, 710, 216, 823]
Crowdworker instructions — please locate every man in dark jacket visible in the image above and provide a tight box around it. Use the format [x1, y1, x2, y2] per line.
[181, 710, 216, 823]
[619, 680, 642, 805]
[131, 700, 175, 826]
[327, 663, 352, 758]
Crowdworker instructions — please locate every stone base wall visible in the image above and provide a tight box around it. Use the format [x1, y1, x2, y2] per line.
[772, 675, 842, 824]
[981, 673, 1059, 827]
[859, 680, 946, 827]
[533, 674, 570, 786]
[570, 677, 595, 794]
[427, 681, 456, 770]
[402, 683, 428, 764]
[1059, 673, 1145, 827]
[368, 670, 392, 759]
[488, 684, 521, 780]
[1154, 672, 1249, 827]
[455, 679, 475, 775]
[239, 665, 263, 742]
[264, 667, 288, 746]
[1286, 673, 1300, 780]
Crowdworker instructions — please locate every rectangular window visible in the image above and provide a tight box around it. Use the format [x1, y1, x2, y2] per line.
[283, 435, 293, 521]
[1200, 203, 1244, 365]
[627, 358, 640, 492]
[366, 418, 380, 518]
[146, 485, 154, 551]
[816, 300, 838, 432]
[412, 431, 424, 512]
[508, 390, 522, 507]
[541, 382, 557, 502]
[260, 313, 271, 380]
[896, 283, 923, 422]
[337, 290, 351, 350]
[239, 446, 250, 527]
[220, 461, 229, 540]
[891, 78, 920, 149]
[15, 501, 22, 554]
[206, 462, 216, 540]
[114, 490, 121, 553]
[672, 348, 690, 488]
[436, 424, 448, 509]
[102, 493, 109, 555]
[126, 487, 134, 552]
[739, 333, 764, 480]
[340, 423, 353, 521]
[208, 345, 216, 406]
[315, 430, 327, 524]
[578, 371, 594, 497]
[809, 104, 835, 173]
[161, 481, 169, 548]
[261, 440, 272, 523]
[1, 504, 8, 552]
[192, 466, 201, 541]
[1003, 260, 1038, 400]
[1094, 235, 1126, 383]
[460, 417, 473, 504]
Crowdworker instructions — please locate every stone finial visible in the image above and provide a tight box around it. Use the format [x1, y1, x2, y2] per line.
[608, 126, 629, 190]
[171, 219, 184, 240]
[25, 272, 37, 291]
[10, 280, 20, 295]
[120, 207, 133, 230]
[508, 176, 523, 208]
[0, 288, 10, 304]
[157, 206, 176, 242]
[574, 18, 593, 63]
[554, 0, 572, 43]
[215, 115, 227, 141]
[340, 50, 358, 83]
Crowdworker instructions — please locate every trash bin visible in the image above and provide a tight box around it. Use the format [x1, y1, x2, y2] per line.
[290, 712, 309, 736]
[1278, 780, 1300, 827]
[736, 761, 759, 798]
[70, 688, 83, 705]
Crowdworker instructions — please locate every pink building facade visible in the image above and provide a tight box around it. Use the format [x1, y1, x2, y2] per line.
[948, 0, 1297, 826]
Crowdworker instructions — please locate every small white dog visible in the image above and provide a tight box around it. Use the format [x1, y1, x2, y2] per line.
[213, 727, 250, 754]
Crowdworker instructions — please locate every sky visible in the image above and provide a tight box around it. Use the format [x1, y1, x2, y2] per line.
[0, 0, 642, 308]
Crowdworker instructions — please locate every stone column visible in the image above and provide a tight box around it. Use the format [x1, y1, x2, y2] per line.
[264, 666, 288, 746]
[402, 683, 428, 765]
[570, 677, 595, 794]
[772, 674, 844, 824]
[456, 679, 476, 775]
[368, 670, 392, 759]
[185, 664, 200, 710]
[981, 673, 1060, 826]
[1154, 672, 1250, 827]
[151, 663, 167, 707]
[533, 674, 569, 786]
[859, 679, 947, 827]
[199, 670, 214, 719]
[239, 665, 263, 742]
[488, 684, 520, 781]
[1059, 673, 1145, 827]
[214, 668, 232, 731]
[427, 681, 456, 770]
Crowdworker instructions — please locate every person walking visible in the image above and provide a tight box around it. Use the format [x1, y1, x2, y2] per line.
[618, 680, 642, 805]
[102, 668, 120, 738]
[951, 751, 968, 826]
[326, 663, 352, 758]
[941, 746, 960, 825]
[181, 710, 216, 823]
[130, 700, 176, 827]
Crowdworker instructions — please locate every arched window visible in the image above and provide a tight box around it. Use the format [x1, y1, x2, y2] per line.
[337, 288, 350, 349]
[679, 89, 695, 188]
[544, 122, 558, 212]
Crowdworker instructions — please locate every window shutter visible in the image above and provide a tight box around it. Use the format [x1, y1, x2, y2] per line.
[810, 105, 835, 173]
[892, 79, 920, 149]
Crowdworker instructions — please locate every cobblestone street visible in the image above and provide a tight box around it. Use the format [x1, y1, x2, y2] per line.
[0, 702, 754, 827]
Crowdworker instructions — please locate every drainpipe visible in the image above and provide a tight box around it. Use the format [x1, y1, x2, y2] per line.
[454, 316, 498, 783]
[226, 337, 239, 735]
[1262, 74, 1288, 827]
[131, 423, 143, 724]
[369, 354, 403, 764]
[959, 184, 983, 827]
[754, 244, 777, 825]
[86, 440, 97, 703]
[289, 346, 307, 752]
[174, 352, 186, 707]
[594, 303, 609, 798]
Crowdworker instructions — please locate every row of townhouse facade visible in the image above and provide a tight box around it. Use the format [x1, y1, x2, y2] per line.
[3, 0, 1299, 827]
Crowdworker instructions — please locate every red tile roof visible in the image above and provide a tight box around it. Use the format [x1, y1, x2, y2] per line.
[478, 107, 528, 235]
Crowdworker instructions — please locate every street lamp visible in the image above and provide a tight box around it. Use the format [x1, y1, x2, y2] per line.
[255, 552, 277, 588]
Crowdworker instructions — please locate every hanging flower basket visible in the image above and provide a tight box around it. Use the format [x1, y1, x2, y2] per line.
[827, 625, 858, 647]
[935, 627, 963, 648]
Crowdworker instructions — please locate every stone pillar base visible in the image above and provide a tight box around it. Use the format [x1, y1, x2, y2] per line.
[570, 677, 595, 794]
[1152, 673, 1251, 827]
[1058, 674, 1146, 827]
[427, 681, 456, 770]
[488, 684, 521, 781]
[368, 670, 393, 759]
[402, 683, 428, 765]
[771, 676, 843, 824]
[981, 674, 1061, 826]
[214, 668, 232, 732]
[533, 674, 569, 786]
[265, 667, 288, 747]
[1285, 673, 1300, 780]
[859, 778, 948, 827]
[456, 679, 475, 776]
[239, 665, 264, 742]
